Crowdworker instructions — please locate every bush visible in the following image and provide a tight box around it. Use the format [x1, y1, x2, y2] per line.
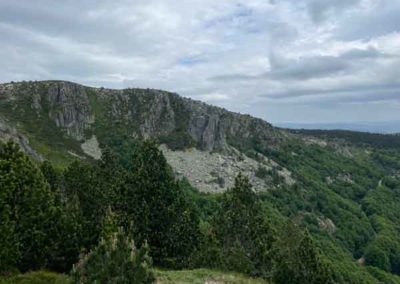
[255, 166, 269, 179]
[71, 227, 155, 284]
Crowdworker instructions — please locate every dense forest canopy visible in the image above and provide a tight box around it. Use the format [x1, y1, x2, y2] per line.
[1, 136, 400, 283]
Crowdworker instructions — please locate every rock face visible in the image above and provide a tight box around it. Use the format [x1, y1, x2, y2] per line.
[0, 80, 291, 190]
[0, 116, 43, 160]
[0, 81, 283, 152]
[81, 135, 102, 160]
[160, 144, 294, 192]
[46, 81, 94, 140]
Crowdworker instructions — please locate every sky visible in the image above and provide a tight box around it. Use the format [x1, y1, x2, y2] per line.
[0, 0, 400, 125]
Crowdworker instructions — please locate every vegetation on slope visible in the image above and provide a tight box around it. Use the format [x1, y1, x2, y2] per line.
[1, 140, 335, 283]
[2, 81, 400, 282]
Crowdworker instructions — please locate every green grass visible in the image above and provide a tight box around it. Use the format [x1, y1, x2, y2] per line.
[0, 269, 268, 284]
[155, 269, 269, 284]
[0, 271, 70, 284]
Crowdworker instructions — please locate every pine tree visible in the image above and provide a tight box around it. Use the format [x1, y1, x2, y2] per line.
[63, 160, 103, 248]
[0, 204, 19, 272]
[48, 194, 83, 272]
[272, 221, 334, 284]
[0, 141, 63, 271]
[100, 206, 119, 240]
[71, 209, 155, 284]
[40, 160, 61, 192]
[213, 173, 276, 277]
[125, 140, 200, 267]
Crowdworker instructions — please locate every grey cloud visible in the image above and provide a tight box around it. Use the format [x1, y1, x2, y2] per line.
[211, 48, 389, 82]
[260, 83, 400, 103]
[340, 48, 386, 59]
[306, 0, 361, 22]
[268, 54, 348, 80]
[336, 1, 400, 40]
[0, 0, 399, 124]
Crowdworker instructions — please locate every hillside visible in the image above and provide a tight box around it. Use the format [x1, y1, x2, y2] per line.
[1, 80, 400, 283]
[0, 269, 268, 284]
[0, 80, 290, 191]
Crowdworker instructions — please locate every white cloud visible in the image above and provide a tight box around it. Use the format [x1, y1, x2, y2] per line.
[0, 0, 399, 123]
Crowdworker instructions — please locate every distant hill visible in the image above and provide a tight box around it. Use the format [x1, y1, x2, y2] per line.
[286, 128, 400, 149]
[274, 121, 400, 134]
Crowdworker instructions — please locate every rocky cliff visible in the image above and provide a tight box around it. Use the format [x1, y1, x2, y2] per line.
[0, 80, 284, 151]
[0, 80, 291, 191]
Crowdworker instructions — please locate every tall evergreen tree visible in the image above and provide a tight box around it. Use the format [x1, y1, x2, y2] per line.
[0, 204, 19, 272]
[124, 140, 200, 267]
[272, 221, 334, 284]
[0, 141, 62, 271]
[213, 173, 276, 278]
[40, 160, 61, 192]
[63, 160, 103, 249]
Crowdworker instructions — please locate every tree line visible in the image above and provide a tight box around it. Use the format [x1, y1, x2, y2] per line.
[0, 140, 332, 283]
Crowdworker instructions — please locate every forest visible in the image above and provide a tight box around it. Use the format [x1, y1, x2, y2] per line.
[2, 135, 400, 283]
[0, 139, 338, 284]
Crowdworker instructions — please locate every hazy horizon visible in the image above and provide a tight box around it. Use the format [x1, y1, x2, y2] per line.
[274, 120, 400, 134]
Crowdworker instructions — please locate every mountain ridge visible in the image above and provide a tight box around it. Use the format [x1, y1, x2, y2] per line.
[2, 80, 400, 282]
[0, 80, 291, 192]
[0, 80, 282, 152]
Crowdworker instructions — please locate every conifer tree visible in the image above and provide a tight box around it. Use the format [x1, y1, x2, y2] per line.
[272, 221, 334, 284]
[125, 140, 200, 267]
[63, 160, 103, 248]
[40, 160, 61, 192]
[213, 173, 276, 277]
[0, 141, 62, 271]
[0, 204, 19, 272]
[71, 209, 155, 284]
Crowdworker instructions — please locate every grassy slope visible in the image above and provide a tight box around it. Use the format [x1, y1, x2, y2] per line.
[0, 271, 69, 284]
[155, 269, 268, 284]
[0, 270, 267, 284]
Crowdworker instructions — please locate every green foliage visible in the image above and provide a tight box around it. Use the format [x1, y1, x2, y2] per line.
[0, 204, 19, 272]
[124, 140, 201, 268]
[0, 271, 70, 284]
[212, 174, 275, 278]
[291, 129, 400, 149]
[255, 166, 269, 179]
[63, 161, 102, 249]
[159, 131, 196, 150]
[0, 83, 84, 167]
[155, 268, 269, 284]
[0, 141, 65, 271]
[40, 160, 61, 192]
[4, 81, 400, 283]
[272, 223, 334, 284]
[71, 226, 155, 284]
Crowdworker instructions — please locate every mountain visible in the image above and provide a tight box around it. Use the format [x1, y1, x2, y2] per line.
[2, 80, 400, 282]
[0, 80, 289, 191]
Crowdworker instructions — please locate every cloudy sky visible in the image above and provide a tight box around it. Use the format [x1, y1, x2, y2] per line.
[0, 0, 399, 124]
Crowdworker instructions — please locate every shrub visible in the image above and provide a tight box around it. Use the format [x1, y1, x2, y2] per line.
[255, 166, 269, 179]
[71, 227, 155, 284]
